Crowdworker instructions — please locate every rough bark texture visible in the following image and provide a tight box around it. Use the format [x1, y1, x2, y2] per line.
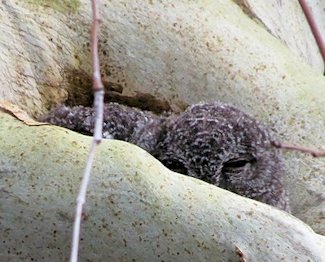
[0, 112, 324, 261]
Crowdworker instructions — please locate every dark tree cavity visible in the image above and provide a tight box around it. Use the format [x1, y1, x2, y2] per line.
[42, 102, 289, 211]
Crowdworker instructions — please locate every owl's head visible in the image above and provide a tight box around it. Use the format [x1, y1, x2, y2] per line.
[159, 103, 289, 211]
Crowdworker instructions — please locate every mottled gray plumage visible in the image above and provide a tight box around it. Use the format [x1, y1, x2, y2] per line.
[42, 103, 166, 153]
[42, 102, 289, 211]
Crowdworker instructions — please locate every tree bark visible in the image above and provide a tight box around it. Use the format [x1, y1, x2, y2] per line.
[0, 112, 324, 261]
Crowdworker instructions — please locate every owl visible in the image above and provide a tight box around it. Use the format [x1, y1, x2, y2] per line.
[42, 102, 289, 211]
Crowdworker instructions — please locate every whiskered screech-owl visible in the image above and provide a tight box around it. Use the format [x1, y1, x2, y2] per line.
[42, 102, 289, 211]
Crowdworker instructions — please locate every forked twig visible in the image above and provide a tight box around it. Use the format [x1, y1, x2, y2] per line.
[70, 1, 104, 261]
[272, 141, 325, 157]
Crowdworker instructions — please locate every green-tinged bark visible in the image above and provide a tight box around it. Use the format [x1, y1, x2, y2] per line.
[0, 112, 324, 261]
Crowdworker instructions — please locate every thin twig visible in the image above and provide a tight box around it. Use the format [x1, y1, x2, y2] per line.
[235, 246, 246, 262]
[70, 141, 97, 262]
[91, 0, 105, 142]
[299, 0, 325, 63]
[272, 141, 325, 157]
[70, 1, 104, 261]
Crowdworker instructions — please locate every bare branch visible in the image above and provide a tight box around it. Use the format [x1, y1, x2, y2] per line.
[70, 0, 105, 261]
[70, 141, 98, 262]
[91, 0, 104, 92]
[93, 90, 104, 142]
[299, 0, 325, 63]
[235, 246, 246, 262]
[272, 141, 325, 158]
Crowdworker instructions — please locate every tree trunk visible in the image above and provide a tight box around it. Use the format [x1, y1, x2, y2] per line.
[0, 0, 324, 260]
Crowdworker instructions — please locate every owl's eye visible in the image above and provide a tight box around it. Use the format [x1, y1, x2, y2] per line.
[162, 159, 188, 176]
[222, 158, 255, 173]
